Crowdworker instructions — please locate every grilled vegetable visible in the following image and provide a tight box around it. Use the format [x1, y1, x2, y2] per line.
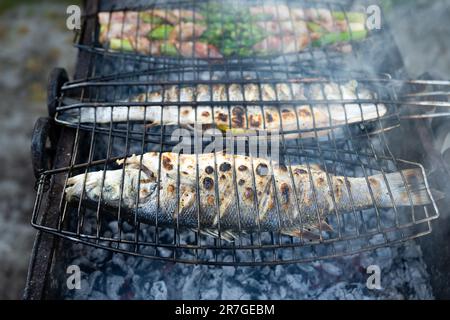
[65, 152, 437, 240]
[331, 11, 366, 23]
[139, 12, 165, 25]
[312, 30, 367, 47]
[199, 4, 267, 57]
[307, 22, 324, 33]
[148, 24, 174, 40]
[109, 38, 133, 51]
[160, 43, 178, 56]
[98, 5, 369, 58]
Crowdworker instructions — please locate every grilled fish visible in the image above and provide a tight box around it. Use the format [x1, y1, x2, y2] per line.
[65, 152, 435, 240]
[59, 80, 387, 138]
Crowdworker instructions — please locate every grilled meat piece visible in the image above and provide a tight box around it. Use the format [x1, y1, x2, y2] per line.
[97, 5, 367, 58]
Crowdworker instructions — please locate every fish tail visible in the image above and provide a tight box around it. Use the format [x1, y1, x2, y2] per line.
[377, 169, 441, 206]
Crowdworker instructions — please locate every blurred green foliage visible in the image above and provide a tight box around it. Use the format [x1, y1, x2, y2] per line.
[0, 0, 82, 15]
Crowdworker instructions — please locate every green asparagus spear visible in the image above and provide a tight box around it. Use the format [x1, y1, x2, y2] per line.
[307, 22, 324, 33]
[331, 11, 366, 23]
[148, 24, 174, 40]
[109, 38, 133, 51]
[160, 43, 178, 56]
[312, 29, 367, 47]
[139, 12, 165, 25]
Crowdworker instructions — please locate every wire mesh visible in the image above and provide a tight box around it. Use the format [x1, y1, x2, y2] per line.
[32, 66, 441, 265]
[29, 0, 446, 265]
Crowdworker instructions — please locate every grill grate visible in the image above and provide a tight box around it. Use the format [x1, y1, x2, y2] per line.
[31, 65, 442, 265]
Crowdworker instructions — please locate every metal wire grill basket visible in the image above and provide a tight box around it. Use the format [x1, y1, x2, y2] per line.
[32, 63, 441, 265]
[75, 0, 382, 68]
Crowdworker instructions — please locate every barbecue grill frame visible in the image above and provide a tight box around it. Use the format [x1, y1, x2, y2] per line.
[24, 0, 448, 299]
[23, 0, 99, 300]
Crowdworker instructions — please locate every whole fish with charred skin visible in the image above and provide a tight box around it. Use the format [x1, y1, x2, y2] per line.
[64, 152, 439, 241]
[59, 80, 387, 139]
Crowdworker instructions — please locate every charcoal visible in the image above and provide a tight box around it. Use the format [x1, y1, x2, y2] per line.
[109, 254, 130, 276]
[130, 275, 143, 298]
[126, 256, 137, 267]
[297, 264, 315, 273]
[260, 266, 271, 276]
[279, 286, 287, 299]
[359, 253, 376, 269]
[274, 265, 284, 278]
[322, 262, 343, 277]
[180, 266, 203, 299]
[121, 221, 134, 233]
[61, 237, 436, 300]
[108, 221, 120, 234]
[91, 248, 111, 265]
[89, 270, 104, 291]
[72, 279, 91, 300]
[89, 291, 109, 300]
[369, 234, 386, 245]
[402, 244, 422, 259]
[375, 247, 393, 270]
[72, 256, 96, 270]
[150, 281, 168, 300]
[60, 200, 435, 301]
[221, 281, 247, 299]
[222, 266, 236, 277]
[200, 288, 220, 300]
[285, 274, 306, 291]
[157, 247, 173, 258]
[105, 275, 125, 300]
[317, 282, 372, 300]
[118, 242, 134, 252]
[242, 277, 265, 292]
[258, 293, 269, 300]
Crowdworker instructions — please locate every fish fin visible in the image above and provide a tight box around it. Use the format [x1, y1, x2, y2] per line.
[179, 123, 195, 131]
[281, 229, 321, 241]
[144, 121, 158, 129]
[116, 154, 139, 166]
[189, 228, 238, 242]
[319, 221, 334, 232]
[57, 108, 83, 124]
[282, 220, 333, 240]
[165, 172, 196, 186]
[382, 169, 440, 206]
[258, 176, 275, 220]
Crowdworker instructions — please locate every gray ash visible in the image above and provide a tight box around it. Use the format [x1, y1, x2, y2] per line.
[59, 229, 433, 299]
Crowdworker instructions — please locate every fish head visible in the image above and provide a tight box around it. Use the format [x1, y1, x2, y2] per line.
[65, 167, 157, 208]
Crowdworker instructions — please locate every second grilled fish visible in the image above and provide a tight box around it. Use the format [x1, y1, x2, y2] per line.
[59, 80, 387, 139]
[65, 152, 435, 240]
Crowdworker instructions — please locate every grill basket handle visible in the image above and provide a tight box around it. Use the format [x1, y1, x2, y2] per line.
[47, 68, 68, 118]
[31, 67, 68, 178]
[31, 117, 55, 178]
